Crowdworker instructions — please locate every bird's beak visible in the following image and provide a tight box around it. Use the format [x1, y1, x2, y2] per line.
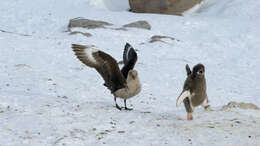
[197, 69, 204, 75]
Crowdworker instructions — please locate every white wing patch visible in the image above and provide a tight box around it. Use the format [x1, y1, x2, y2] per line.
[176, 90, 191, 107]
[125, 46, 132, 61]
[84, 47, 98, 64]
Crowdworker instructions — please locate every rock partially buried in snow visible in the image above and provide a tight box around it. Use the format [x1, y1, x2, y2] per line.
[68, 17, 113, 30]
[69, 31, 92, 37]
[68, 18, 151, 32]
[123, 20, 151, 30]
[149, 35, 180, 43]
[222, 101, 259, 110]
[14, 64, 32, 69]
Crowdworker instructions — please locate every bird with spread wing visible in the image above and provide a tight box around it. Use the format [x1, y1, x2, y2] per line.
[72, 43, 141, 110]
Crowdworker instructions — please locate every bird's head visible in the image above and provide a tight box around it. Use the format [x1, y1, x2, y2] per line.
[191, 63, 205, 79]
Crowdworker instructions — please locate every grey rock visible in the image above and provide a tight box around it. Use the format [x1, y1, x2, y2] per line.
[123, 20, 151, 30]
[14, 64, 32, 69]
[68, 17, 113, 30]
[149, 35, 180, 43]
[113, 27, 128, 31]
[69, 31, 92, 37]
[222, 101, 259, 110]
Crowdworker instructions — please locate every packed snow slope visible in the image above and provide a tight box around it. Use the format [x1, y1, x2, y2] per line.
[0, 0, 260, 145]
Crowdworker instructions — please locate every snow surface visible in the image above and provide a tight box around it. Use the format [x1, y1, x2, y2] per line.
[0, 0, 260, 145]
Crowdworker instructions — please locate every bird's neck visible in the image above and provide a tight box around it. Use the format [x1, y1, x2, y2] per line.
[126, 75, 141, 94]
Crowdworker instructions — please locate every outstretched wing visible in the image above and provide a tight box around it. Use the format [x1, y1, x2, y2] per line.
[123, 43, 137, 65]
[121, 43, 138, 78]
[72, 44, 126, 93]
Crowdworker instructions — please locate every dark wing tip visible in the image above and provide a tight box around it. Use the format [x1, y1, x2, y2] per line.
[185, 64, 191, 76]
[71, 44, 86, 51]
[72, 44, 95, 50]
[123, 43, 132, 64]
[125, 42, 131, 49]
[71, 44, 82, 47]
[71, 44, 78, 49]
[123, 42, 137, 65]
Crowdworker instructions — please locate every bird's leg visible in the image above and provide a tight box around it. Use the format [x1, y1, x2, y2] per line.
[187, 113, 193, 120]
[114, 97, 122, 110]
[124, 99, 133, 110]
[184, 98, 193, 120]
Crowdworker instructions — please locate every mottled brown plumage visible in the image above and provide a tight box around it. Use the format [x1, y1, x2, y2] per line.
[72, 43, 141, 110]
[177, 63, 209, 120]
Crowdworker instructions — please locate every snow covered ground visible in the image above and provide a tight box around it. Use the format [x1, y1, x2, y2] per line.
[0, 0, 260, 145]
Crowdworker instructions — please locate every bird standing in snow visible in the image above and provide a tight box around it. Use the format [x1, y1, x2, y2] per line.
[176, 64, 210, 120]
[72, 43, 141, 110]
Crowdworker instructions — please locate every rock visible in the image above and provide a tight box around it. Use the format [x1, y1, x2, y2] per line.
[68, 18, 113, 30]
[14, 64, 32, 69]
[98, 132, 107, 135]
[69, 31, 92, 37]
[129, 0, 202, 16]
[113, 27, 128, 31]
[149, 35, 180, 43]
[129, 121, 135, 124]
[222, 101, 259, 110]
[123, 20, 151, 30]
[61, 96, 68, 99]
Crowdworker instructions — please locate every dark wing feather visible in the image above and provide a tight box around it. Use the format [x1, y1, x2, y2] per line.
[121, 43, 137, 78]
[95, 51, 126, 92]
[183, 77, 192, 91]
[185, 64, 192, 76]
[123, 43, 137, 65]
[72, 44, 126, 93]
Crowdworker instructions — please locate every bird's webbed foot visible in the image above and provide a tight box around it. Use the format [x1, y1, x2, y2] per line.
[116, 104, 122, 110]
[123, 99, 133, 111]
[187, 113, 193, 120]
